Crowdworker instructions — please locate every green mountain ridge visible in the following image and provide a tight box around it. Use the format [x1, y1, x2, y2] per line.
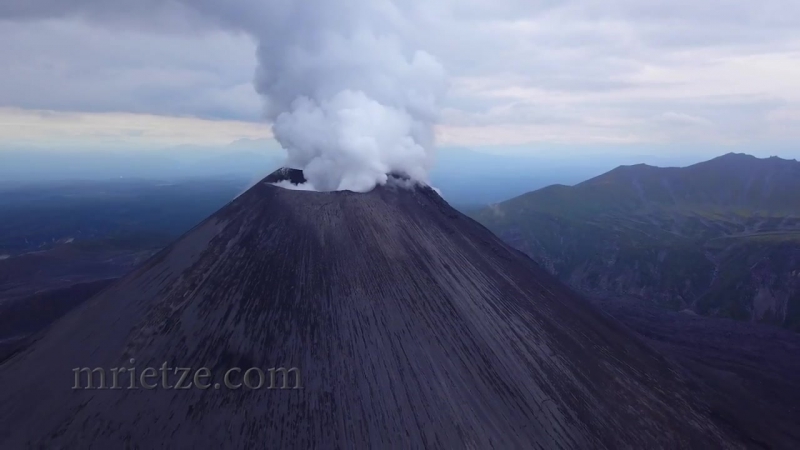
[472, 153, 800, 331]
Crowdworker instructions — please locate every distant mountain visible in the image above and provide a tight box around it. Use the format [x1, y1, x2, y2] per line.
[428, 147, 717, 208]
[471, 153, 800, 331]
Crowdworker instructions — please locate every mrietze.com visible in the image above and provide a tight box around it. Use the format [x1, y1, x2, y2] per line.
[72, 359, 302, 390]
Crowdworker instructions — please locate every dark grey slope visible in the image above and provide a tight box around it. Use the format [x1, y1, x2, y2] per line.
[1, 172, 744, 449]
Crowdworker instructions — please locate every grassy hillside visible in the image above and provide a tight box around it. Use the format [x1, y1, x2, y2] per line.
[472, 153, 800, 331]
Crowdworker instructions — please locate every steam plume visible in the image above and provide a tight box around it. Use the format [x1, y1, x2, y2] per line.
[252, 2, 447, 192]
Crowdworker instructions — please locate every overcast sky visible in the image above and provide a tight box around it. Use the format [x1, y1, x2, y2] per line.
[1, 0, 799, 159]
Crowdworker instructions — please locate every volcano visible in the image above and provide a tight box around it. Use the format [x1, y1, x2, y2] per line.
[0, 169, 750, 448]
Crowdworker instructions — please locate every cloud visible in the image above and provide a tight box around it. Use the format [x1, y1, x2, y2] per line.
[0, 107, 272, 148]
[1, 0, 800, 150]
[0, 19, 260, 121]
[271, 180, 317, 191]
[659, 112, 713, 127]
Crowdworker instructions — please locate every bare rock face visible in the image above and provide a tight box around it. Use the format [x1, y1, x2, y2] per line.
[263, 167, 307, 185]
[0, 169, 749, 448]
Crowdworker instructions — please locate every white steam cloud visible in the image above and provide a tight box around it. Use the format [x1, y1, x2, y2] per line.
[253, 3, 447, 192]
